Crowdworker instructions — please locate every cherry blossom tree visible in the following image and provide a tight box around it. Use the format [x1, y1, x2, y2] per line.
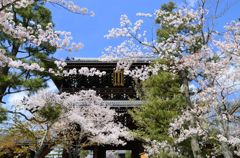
[11, 89, 131, 158]
[103, 1, 240, 157]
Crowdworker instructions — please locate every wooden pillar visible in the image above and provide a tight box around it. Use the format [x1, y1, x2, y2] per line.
[131, 141, 144, 158]
[61, 148, 69, 158]
[132, 149, 140, 158]
[93, 146, 106, 158]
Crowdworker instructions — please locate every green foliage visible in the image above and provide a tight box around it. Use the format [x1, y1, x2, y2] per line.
[21, 78, 47, 91]
[0, 125, 36, 158]
[155, 1, 203, 55]
[131, 70, 186, 142]
[0, 72, 47, 93]
[14, 2, 57, 58]
[155, 2, 178, 42]
[17, 4, 52, 28]
[0, 2, 57, 102]
[160, 1, 176, 12]
[0, 106, 7, 123]
[38, 103, 62, 123]
[80, 150, 91, 158]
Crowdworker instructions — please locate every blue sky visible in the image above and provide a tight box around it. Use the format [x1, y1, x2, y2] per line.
[46, 0, 240, 59]
[47, 0, 169, 58]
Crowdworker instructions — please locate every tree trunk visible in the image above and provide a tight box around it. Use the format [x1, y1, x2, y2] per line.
[34, 144, 53, 158]
[62, 147, 80, 158]
[0, 67, 10, 102]
[180, 70, 202, 158]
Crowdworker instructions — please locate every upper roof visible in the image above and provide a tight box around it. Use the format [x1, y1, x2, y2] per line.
[65, 57, 155, 63]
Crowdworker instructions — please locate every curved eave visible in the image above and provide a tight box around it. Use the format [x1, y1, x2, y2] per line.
[103, 100, 144, 107]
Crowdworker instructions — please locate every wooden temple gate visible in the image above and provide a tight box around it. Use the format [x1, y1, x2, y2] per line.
[53, 58, 150, 158]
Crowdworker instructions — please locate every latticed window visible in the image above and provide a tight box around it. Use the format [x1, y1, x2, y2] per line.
[113, 69, 124, 86]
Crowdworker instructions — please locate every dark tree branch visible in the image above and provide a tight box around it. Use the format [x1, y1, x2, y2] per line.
[7, 110, 47, 123]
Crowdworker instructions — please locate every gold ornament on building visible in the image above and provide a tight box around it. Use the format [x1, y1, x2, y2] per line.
[113, 69, 124, 86]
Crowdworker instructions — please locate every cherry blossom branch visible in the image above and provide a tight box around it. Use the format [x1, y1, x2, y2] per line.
[48, 1, 94, 16]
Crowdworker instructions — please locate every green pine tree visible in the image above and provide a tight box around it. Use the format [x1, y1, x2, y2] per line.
[130, 2, 198, 157]
[131, 68, 185, 143]
[0, 1, 57, 103]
